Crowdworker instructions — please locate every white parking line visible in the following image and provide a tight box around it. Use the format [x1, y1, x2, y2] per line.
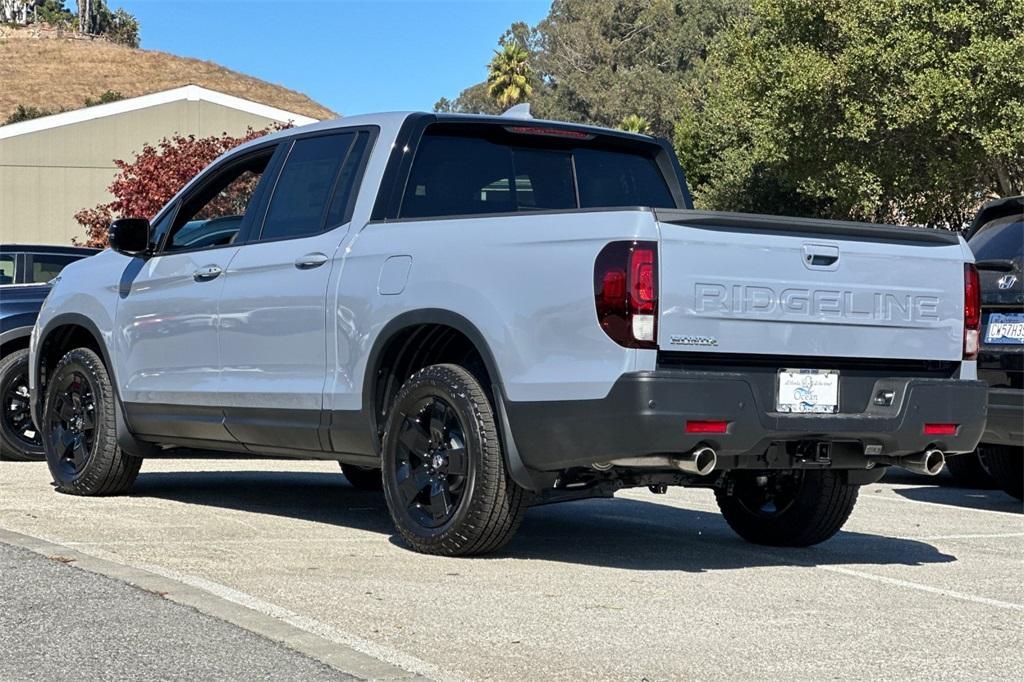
[819, 565, 1024, 612]
[132, 560, 453, 682]
[920, 532, 1024, 541]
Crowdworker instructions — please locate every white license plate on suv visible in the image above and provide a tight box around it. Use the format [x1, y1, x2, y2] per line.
[776, 369, 839, 414]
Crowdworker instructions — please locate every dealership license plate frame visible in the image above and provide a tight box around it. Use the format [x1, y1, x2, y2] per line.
[776, 368, 840, 414]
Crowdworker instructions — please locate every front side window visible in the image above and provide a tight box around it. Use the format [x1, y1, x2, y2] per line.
[398, 126, 675, 220]
[28, 254, 78, 283]
[163, 149, 274, 252]
[259, 133, 358, 242]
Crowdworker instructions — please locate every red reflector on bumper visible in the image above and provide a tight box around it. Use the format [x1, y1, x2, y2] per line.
[923, 423, 957, 436]
[686, 420, 728, 434]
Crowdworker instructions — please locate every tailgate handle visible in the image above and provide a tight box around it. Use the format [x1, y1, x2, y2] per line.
[802, 244, 840, 270]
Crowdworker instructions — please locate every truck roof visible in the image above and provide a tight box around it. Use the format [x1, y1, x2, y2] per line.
[230, 111, 659, 157]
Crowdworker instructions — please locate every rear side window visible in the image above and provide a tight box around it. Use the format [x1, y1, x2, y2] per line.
[399, 126, 675, 219]
[28, 254, 79, 283]
[260, 132, 360, 241]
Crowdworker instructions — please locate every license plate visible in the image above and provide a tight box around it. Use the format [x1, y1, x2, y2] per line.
[985, 312, 1024, 345]
[776, 369, 839, 414]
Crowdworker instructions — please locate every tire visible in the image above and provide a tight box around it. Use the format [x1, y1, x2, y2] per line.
[339, 463, 383, 491]
[715, 469, 859, 547]
[0, 349, 46, 461]
[41, 347, 141, 495]
[381, 364, 526, 556]
[944, 451, 995, 489]
[979, 445, 1023, 501]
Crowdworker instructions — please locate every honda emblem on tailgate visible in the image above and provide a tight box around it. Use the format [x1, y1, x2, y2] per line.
[998, 274, 1018, 290]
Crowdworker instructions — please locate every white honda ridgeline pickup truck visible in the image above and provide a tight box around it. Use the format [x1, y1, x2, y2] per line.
[30, 112, 987, 555]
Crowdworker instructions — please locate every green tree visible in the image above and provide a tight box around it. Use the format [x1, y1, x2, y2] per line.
[439, 1, 749, 136]
[487, 43, 533, 109]
[620, 114, 653, 134]
[677, 0, 1024, 228]
[529, 0, 751, 137]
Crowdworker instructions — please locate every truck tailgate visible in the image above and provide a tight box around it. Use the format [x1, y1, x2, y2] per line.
[654, 210, 966, 362]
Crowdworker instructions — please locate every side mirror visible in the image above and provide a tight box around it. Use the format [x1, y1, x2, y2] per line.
[109, 218, 151, 257]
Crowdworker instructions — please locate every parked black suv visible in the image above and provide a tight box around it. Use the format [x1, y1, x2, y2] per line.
[1, 244, 99, 460]
[945, 198, 1023, 499]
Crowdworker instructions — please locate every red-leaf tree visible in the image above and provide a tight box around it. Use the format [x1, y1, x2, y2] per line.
[74, 124, 288, 247]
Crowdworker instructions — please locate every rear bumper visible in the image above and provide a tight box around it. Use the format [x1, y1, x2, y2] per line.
[981, 388, 1023, 447]
[505, 371, 988, 472]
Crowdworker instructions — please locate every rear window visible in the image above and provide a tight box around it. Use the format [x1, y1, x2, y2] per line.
[399, 125, 675, 219]
[970, 216, 1024, 261]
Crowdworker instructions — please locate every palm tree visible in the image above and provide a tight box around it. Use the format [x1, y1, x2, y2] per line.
[487, 44, 533, 110]
[619, 115, 652, 135]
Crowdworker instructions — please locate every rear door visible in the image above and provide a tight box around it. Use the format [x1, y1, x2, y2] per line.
[217, 129, 373, 452]
[654, 212, 967, 363]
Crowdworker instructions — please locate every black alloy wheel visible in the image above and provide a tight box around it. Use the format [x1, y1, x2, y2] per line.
[715, 469, 859, 547]
[46, 369, 97, 477]
[42, 347, 140, 496]
[392, 395, 470, 528]
[731, 470, 805, 518]
[381, 364, 526, 556]
[0, 349, 45, 460]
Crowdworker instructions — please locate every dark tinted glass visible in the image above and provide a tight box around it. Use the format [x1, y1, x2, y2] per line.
[325, 131, 370, 228]
[970, 217, 1024, 261]
[401, 135, 514, 218]
[512, 148, 576, 210]
[399, 128, 673, 219]
[574, 148, 674, 209]
[261, 133, 355, 241]
[29, 254, 78, 283]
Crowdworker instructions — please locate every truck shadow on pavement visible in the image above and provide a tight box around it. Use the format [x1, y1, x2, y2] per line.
[131, 470, 956, 573]
[881, 469, 1022, 514]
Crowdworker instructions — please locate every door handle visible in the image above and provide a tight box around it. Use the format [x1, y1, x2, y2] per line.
[295, 253, 329, 270]
[193, 265, 223, 282]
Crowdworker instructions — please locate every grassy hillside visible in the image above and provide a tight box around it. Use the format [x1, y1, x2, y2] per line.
[0, 28, 336, 121]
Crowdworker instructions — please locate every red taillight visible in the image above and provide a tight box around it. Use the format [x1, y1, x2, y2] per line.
[631, 249, 656, 313]
[686, 420, 728, 434]
[923, 423, 958, 436]
[964, 263, 981, 360]
[595, 241, 658, 349]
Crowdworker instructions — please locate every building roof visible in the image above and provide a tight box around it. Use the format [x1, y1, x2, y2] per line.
[0, 85, 321, 141]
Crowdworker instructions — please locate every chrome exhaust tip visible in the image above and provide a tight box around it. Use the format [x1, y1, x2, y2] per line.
[676, 446, 717, 476]
[899, 449, 946, 476]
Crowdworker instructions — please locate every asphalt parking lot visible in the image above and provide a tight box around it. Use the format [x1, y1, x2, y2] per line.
[1, 459, 1021, 681]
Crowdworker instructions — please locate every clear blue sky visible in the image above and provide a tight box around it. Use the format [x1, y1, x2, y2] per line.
[108, 1, 550, 116]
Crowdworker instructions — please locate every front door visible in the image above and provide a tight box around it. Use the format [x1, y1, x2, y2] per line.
[216, 130, 372, 452]
[114, 146, 279, 443]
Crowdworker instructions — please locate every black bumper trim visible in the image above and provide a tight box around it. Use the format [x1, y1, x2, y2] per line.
[505, 371, 988, 472]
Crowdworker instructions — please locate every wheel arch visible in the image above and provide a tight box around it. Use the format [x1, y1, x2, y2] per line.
[0, 326, 33, 359]
[362, 309, 541, 491]
[33, 313, 156, 457]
